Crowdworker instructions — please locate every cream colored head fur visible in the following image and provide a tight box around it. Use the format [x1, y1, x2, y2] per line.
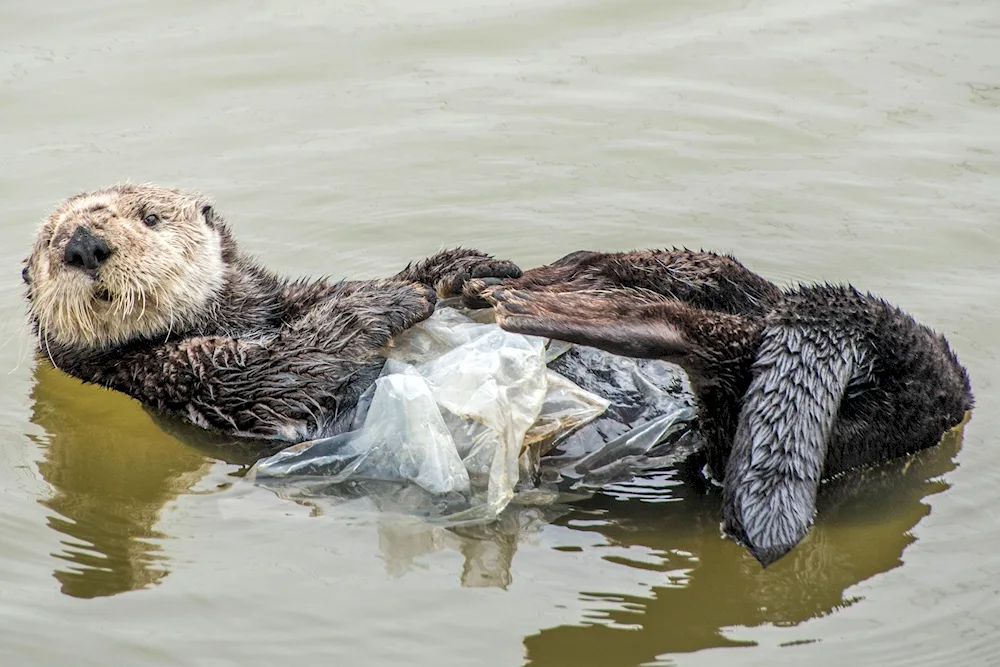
[25, 184, 227, 349]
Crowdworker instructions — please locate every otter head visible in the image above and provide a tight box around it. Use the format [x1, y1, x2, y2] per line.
[24, 183, 228, 349]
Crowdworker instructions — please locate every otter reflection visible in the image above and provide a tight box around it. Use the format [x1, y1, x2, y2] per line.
[29, 362, 217, 599]
[29, 346, 966, 633]
[336, 416, 962, 638]
[522, 423, 966, 665]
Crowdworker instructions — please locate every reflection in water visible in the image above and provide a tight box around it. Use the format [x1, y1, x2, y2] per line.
[26, 349, 968, 653]
[28, 362, 214, 599]
[523, 425, 967, 665]
[337, 416, 963, 659]
[268, 417, 964, 657]
[375, 505, 571, 589]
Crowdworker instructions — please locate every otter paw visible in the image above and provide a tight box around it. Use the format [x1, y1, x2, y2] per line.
[395, 283, 438, 332]
[492, 288, 575, 316]
[436, 259, 522, 299]
[470, 258, 522, 280]
[459, 277, 512, 309]
[489, 289, 551, 329]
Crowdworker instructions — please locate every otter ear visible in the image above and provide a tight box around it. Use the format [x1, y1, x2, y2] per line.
[200, 204, 216, 228]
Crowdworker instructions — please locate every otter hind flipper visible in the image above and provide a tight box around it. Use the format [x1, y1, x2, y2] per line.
[722, 325, 862, 567]
[490, 288, 693, 360]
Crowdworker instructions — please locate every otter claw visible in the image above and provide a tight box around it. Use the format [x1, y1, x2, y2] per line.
[459, 278, 520, 310]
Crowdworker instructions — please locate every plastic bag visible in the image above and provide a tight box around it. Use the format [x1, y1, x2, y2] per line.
[248, 307, 699, 525]
[538, 344, 700, 487]
[250, 308, 609, 521]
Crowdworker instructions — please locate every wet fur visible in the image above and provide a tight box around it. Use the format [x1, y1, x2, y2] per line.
[468, 249, 974, 566]
[23, 183, 521, 443]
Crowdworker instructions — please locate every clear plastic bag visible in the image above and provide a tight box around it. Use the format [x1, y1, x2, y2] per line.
[249, 307, 699, 525]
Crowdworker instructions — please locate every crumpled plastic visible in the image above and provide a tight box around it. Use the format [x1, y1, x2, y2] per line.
[248, 306, 699, 525]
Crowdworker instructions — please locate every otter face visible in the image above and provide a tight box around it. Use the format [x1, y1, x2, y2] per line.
[25, 183, 227, 349]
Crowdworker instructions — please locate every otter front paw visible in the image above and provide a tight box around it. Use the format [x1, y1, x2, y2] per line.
[435, 257, 522, 299]
[459, 276, 519, 309]
[387, 282, 438, 336]
[395, 248, 522, 300]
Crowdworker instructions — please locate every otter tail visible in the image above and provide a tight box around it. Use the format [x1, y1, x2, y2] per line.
[722, 325, 860, 567]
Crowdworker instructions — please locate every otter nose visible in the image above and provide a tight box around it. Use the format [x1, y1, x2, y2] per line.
[64, 226, 112, 271]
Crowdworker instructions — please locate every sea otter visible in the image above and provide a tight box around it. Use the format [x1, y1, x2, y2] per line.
[464, 249, 974, 566]
[22, 183, 521, 443]
[23, 187, 974, 567]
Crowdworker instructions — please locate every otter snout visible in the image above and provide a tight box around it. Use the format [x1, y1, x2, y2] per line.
[64, 226, 112, 271]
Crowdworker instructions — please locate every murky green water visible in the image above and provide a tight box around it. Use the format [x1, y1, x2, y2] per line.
[2, 1, 999, 665]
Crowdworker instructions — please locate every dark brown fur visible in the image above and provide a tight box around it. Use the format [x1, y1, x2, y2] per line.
[467, 249, 974, 566]
[24, 185, 521, 443]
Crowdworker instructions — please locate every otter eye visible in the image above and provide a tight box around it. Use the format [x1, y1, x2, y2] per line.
[21, 266, 30, 284]
[143, 213, 160, 227]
